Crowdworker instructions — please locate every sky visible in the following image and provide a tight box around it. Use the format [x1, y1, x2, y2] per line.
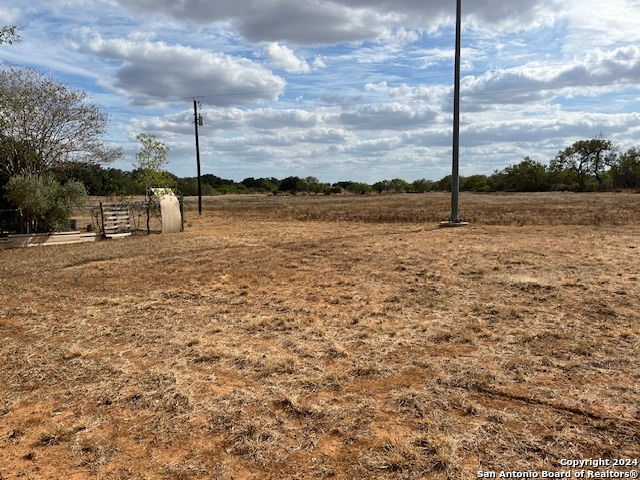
[1, 0, 639, 183]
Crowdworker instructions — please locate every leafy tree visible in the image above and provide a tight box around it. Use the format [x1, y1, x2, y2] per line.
[133, 133, 174, 233]
[325, 185, 343, 195]
[134, 133, 173, 194]
[347, 182, 372, 194]
[461, 174, 491, 192]
[550, 137, 616, 191]
[241, 177, 277, 192]
[334, 181, 353, 190]
[0, 67, 122, 177]
[102, 168, 139, 196]
[611, 147, 640, 189]
[279, 176, 300, 193]
[411, 178, 435, 193]
[372, 180, 391, 194]
[267, 178, 281, 189]
[490, 157, 550, 192]
[178, 177, 217, 196]
[177, 177, 199, 196]
[5, 173, 87, 233]
[434, 175, 452, 191]
[53, 163, 104, 195]
[299, 176, 324, 195]
[389, 178, 409, 193]
[201, 174, 234, 189]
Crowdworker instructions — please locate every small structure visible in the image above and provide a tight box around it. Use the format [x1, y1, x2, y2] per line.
[150, 188, 182, 234]
[100, 202, 132, 238]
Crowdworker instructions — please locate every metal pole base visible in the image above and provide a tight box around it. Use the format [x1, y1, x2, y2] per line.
[439, 220, 469, 228]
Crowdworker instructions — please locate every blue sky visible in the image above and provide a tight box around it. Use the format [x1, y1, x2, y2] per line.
[1, 0, 639, 183]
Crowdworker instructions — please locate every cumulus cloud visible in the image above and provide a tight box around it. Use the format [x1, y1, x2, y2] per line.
[299, 127, 356, 143]
[312, 56, 327, 69]
[116, 0, 566, 44]
[338, 102, 440, 130]
[0, 5, 22, 23]
[263, 42, 311, 73]
[71, 30, 286, 105]
[564, 0, 640, 53]
[459, 45, 640, 109]
[245, 107, 319, 130]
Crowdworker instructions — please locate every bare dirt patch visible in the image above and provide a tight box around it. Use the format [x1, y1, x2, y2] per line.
[1, 193, 639, 479]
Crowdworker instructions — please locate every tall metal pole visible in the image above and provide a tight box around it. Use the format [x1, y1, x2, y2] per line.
[194, 99, 202, 215]
[450, 0, 462, 223]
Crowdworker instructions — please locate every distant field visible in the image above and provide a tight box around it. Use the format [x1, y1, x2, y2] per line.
[186, 191, 640, 225]
[1, 192, 639, 479]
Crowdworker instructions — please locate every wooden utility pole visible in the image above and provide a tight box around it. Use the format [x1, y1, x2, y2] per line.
[193, 99, 202, 215]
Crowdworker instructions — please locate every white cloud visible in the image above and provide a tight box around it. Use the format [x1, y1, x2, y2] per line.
[263, 42, 311, 73]
[72, 30, 286, 105]
[299, 127, 356, 143]
[0, 5, 22, 24]
[245, 107, 319, 130]
[312, 56, 327, 69]
[457, 45, 640, 110]
[564, 0, 640, 53]
[115, 0, 566, 44]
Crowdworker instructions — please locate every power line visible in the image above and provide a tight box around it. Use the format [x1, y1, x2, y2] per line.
[202, 79, 640, 113]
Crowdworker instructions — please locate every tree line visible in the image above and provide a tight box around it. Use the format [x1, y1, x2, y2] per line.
[42, 136, 640, 198]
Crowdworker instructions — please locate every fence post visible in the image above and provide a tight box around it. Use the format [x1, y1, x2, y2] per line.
[180, 194, 185, 232]
[99, 202, 105, 234]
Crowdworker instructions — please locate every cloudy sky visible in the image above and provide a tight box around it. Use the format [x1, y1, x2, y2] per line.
[1, 0, 639, 183]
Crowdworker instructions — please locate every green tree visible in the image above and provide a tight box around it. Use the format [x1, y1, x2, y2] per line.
[101, 168, 138, 196]
[52, 163, 104, 195]
[134, 134, 173, 194]
[279, 176, 300, 193]
[134, 133, 173, 233]
[325, 185, 343, 195]
[241, 177, 278, 193]
[550, 137, 617, 191]
[611, 147, 640, 189]
[0, 67, 122, 177]
[177, 177, 199, 196]
[434, 176, 452, 191]
[347, 182, 372, 194]
[389, 178, 409, 193]
[461, 174, 491, 192]
[490, 157, 550, 192]
[372, 180, 391, 194]
[201, 174, 235, 190]
[5, 173, 87, 233]
[411, 178, 435, 193]
[300, 176, 324, 195]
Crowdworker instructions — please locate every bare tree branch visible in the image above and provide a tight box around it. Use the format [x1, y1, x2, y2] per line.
[0, 67, 123, 177]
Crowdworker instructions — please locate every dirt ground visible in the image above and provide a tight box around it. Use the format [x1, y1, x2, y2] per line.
[1, 193, 639, 479]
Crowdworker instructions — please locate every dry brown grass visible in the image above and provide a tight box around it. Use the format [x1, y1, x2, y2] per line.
[1, 192, 639, 479]
[193, 191, 640, 225]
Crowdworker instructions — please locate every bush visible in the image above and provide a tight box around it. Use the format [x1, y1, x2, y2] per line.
[4, 174, 87, 233]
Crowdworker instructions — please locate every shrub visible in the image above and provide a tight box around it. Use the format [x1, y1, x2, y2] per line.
[4, 174, 87, 233]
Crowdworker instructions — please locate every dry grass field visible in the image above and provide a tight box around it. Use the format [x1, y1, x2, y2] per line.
[1, 192, 639, 479]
